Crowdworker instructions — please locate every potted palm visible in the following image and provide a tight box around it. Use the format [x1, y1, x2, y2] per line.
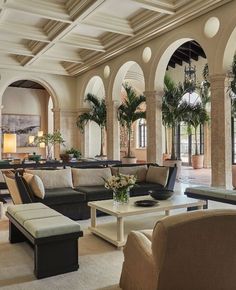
[184, 103, 209, 169]
[118, 83, 146, 163]
[76, 93, 106, 158]
[34, 131, 65, 160]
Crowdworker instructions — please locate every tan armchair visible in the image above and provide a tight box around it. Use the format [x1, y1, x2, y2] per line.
[120, 209, 236, 290]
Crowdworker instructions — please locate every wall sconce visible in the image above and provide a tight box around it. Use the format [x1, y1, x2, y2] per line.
[38, 131, 43, 137]
[37, 131, 45, 148]
[3, 133, 17, 158]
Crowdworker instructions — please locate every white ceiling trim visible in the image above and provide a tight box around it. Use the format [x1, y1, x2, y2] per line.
[83, 12, 134, 36]
[131, 0, 175, 14]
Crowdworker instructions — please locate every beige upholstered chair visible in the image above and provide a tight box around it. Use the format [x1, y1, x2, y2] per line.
[120, 209, 236, 290]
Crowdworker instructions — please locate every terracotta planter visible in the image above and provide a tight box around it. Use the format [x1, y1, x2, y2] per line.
[163, 159, 182, 180]
[121, 157, 137, 164]
[191, 154, 204, 169]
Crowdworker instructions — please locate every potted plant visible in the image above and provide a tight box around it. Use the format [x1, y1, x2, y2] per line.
[34, 131, 65, 160]
[118, 83, 146, 163]
[184, 102, 209, 169]
[76, 93, 106, 157]
[162, 74, 188, 175]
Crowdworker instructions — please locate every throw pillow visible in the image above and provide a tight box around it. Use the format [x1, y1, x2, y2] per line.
[25, 168, 73, 189]
[114, 165, 148, 182]
[146, 166, 169, 187]
[72, 167, 112, 187]
[23, 173, 45, 199]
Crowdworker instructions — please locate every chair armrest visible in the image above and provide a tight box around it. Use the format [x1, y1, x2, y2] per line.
[120, 231, 157, 290]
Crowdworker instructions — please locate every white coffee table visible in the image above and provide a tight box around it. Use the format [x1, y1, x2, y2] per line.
[88, 195, 207, 247]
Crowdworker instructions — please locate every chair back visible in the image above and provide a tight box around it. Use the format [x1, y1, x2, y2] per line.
[152, 209, 236, 290]
[3, 172, 22, 204]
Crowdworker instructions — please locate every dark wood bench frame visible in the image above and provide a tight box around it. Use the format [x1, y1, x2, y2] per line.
[6, 212, 83, 279]
[185, 191, 236, 208]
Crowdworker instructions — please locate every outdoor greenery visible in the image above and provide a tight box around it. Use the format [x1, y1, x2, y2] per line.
[162, 74, 188, 160]
[76, 93, 106, 157]
[118, 83, 146, 158]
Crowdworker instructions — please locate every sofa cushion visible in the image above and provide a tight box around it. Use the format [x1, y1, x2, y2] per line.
[25, 168, 73, 189]
[74, 186, 113, 201]
[33, 188, 85, 206]
[72, 168, 112, 187]
[146, 166, 169, 187]
[111, 165, 147, 182]
[23, 173, 45, 199]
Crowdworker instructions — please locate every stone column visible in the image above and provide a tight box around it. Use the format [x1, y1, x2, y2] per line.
[203, 122, 211, 168]
[210, 74, 232, 188]
[144, 90, 163, 164]
[106, 100, 120, 160]
[52, 108, 60, 160]
[76, 108, 90, 157]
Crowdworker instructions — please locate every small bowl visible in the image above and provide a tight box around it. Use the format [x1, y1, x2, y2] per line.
[149, 189, 174, 200]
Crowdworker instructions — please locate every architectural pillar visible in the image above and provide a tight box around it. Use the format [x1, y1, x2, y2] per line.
[203, 123, 211, 168]
[52, 108, 60, 160]
[210, 74, 232, 188]
[144, 90, 163, 164]
[60, 109, 78, 150]
[76, 108, 90, 157]
[106, 100, 120, 160]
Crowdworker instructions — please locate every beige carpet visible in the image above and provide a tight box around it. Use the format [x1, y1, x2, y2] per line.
[0, 219, 123, 290]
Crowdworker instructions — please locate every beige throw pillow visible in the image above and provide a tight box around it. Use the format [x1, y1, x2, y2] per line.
[111, 165, 147, 182]
[146, 166, 169, 187]
[23, 173, 45, 199]
[25, 168, 73, 189]
[72, 168, 112, 187]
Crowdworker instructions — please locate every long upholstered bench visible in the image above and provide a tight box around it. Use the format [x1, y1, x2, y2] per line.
[6, 203, 83, 279]
[184, 186, 236, 208]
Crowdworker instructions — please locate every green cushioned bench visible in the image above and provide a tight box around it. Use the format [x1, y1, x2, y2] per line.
[184, 186, 236, 208]
[6, 203, 83, 279]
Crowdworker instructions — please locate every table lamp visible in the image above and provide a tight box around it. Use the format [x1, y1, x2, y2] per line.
[3, 133, 17, 159]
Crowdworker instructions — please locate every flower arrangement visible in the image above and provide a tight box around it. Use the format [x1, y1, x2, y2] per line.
[104, 173, 137, 204]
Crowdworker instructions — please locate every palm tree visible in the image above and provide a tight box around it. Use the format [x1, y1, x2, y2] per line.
[162, 74, 187, 160]
[118, 83, 146, 158]
[76, 93, 106, 157]
[183, 103, 209, 155]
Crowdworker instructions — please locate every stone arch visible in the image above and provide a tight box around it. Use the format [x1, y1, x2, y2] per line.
[111, 60, 145, 102]
[0, 76, 59, 109]
[81, 75, 106, 158]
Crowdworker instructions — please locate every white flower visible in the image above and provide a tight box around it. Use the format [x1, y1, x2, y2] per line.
[104, 173, 137, 191]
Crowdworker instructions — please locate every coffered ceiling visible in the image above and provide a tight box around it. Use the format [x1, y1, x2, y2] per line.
[0, 0, 231, 76]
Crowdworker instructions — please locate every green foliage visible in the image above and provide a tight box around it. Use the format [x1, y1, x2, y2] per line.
[34, 131, 65, 146]
[118, 83, 146, 158]
[65, 147, 81, 158]
[76, 93, 107, 132]
[76, 93, 107, 156]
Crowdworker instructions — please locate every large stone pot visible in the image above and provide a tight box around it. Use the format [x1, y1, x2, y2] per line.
[121, 157, 137, 164]
[191, 155, 204, 169]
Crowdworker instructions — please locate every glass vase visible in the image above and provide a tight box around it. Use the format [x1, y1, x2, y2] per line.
[113, 188, 130, 205]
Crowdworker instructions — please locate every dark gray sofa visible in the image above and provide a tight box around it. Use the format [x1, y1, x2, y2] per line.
[7, 163, 177, 220]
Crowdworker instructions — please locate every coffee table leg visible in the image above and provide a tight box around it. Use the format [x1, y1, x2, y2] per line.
[117, 217, 124, 243]
[91, 207, 96, 228]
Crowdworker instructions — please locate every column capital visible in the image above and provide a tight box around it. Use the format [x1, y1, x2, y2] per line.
[105, 99, 120, 107]
[210, 73, 229, 88]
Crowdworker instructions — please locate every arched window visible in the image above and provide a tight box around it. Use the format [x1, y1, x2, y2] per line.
[138, 118, 146, 148]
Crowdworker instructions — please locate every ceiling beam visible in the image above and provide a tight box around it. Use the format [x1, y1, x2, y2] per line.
[41, 54, 83, 64]
[83, 13, 134, 36]
[0, 22, 50, 42]
[0, 40, 34, 56]
[4, 0, 73, 23]
[22, 0, 106, 66]
[131, 0, 175, 14]
[61, 34, 105, 52]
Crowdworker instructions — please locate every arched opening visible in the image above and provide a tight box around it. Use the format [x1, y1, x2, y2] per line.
[83, 76, 106, 158]
[154, 39, 209, 167]
[112, 61, 146, 161]
[1, 80, 54, 159]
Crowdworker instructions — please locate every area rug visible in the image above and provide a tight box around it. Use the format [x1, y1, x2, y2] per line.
[0, 219, 123, 290]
